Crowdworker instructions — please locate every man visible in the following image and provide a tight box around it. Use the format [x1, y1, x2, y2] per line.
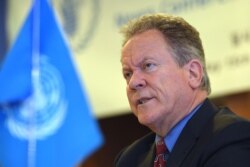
[115, 13, 250, 167]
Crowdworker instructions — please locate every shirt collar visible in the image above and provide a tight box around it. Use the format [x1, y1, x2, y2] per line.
[155, 102, 203, 152]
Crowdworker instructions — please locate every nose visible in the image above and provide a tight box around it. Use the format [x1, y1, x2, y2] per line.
[128, 71, 146, 90]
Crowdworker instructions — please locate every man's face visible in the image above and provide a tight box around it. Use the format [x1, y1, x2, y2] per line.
[121, 30, 193, 131]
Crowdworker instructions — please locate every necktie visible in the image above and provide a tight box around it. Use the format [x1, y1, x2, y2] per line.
[154, 138, 169, 167]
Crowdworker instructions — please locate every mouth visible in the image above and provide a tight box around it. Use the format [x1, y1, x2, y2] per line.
[137, 97, 153, 105]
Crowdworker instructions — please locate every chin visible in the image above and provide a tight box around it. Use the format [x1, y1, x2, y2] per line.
[137, 113, 155, 127]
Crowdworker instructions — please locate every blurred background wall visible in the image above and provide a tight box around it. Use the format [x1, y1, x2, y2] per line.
[1, 0, 250, 166]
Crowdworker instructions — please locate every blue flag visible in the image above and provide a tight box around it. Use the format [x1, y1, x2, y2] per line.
[0, 0, 103, 166]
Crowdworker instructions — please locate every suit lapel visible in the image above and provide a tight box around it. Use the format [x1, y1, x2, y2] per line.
[167, 129, 197, 167]
[167, 99, 218, 167]
[139, 141, 155, 167]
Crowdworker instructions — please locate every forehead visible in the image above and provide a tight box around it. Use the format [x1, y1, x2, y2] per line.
[121, 30, 172, 66]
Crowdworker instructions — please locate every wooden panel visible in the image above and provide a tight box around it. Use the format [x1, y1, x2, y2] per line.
[212, 91, 250, 119]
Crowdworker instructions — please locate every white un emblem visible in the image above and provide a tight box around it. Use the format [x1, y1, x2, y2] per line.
[4, 56, 67, 140]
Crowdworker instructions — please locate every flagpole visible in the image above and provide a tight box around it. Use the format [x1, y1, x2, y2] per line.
[28, 0, 40, 166]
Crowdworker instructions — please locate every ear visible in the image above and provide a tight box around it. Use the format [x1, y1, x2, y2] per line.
[184, 59, 203, 89]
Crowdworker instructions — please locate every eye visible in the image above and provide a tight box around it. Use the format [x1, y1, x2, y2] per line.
[143, 62, 157, 71]
[123, 71, 132, 80]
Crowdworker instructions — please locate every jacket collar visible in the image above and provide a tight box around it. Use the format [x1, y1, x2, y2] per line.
[166, 99, 218, 167]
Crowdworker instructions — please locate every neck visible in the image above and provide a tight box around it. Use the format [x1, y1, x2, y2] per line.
[153, 91, 208, 137]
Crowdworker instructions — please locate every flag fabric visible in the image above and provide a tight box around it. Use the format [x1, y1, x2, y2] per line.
[0, 0, 103, 166]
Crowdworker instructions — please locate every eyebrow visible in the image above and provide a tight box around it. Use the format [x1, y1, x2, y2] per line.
[122, 57, 156, 69]
[122, 66, 130, 73]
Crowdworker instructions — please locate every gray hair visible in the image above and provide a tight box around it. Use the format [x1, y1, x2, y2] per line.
[120, 13, 211, 94]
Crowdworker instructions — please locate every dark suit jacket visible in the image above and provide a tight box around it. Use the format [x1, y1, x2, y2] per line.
[114, 99, 250, 167]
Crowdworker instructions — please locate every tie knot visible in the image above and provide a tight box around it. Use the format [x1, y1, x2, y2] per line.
[156, 138, 167, 155]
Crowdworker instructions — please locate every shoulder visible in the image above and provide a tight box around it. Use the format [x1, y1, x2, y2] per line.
[200, 107, 250, 166]
[114, 132, 155, 167]
[213, 107, 250, 146]
[212, 107, 250, 135]
[201, 106, 250, 147]
[193, 99, 250, 136]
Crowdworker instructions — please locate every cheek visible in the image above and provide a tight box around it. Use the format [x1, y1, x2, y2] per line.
[156, 75, 171, 93]
[126, 87, 131, 100]
[126, 89, 134, 106]
[155, 74, 182, 100]
[126, 88, 139, 116]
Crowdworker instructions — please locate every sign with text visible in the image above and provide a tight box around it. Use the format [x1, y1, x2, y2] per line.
[7, 0, 250, 117]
